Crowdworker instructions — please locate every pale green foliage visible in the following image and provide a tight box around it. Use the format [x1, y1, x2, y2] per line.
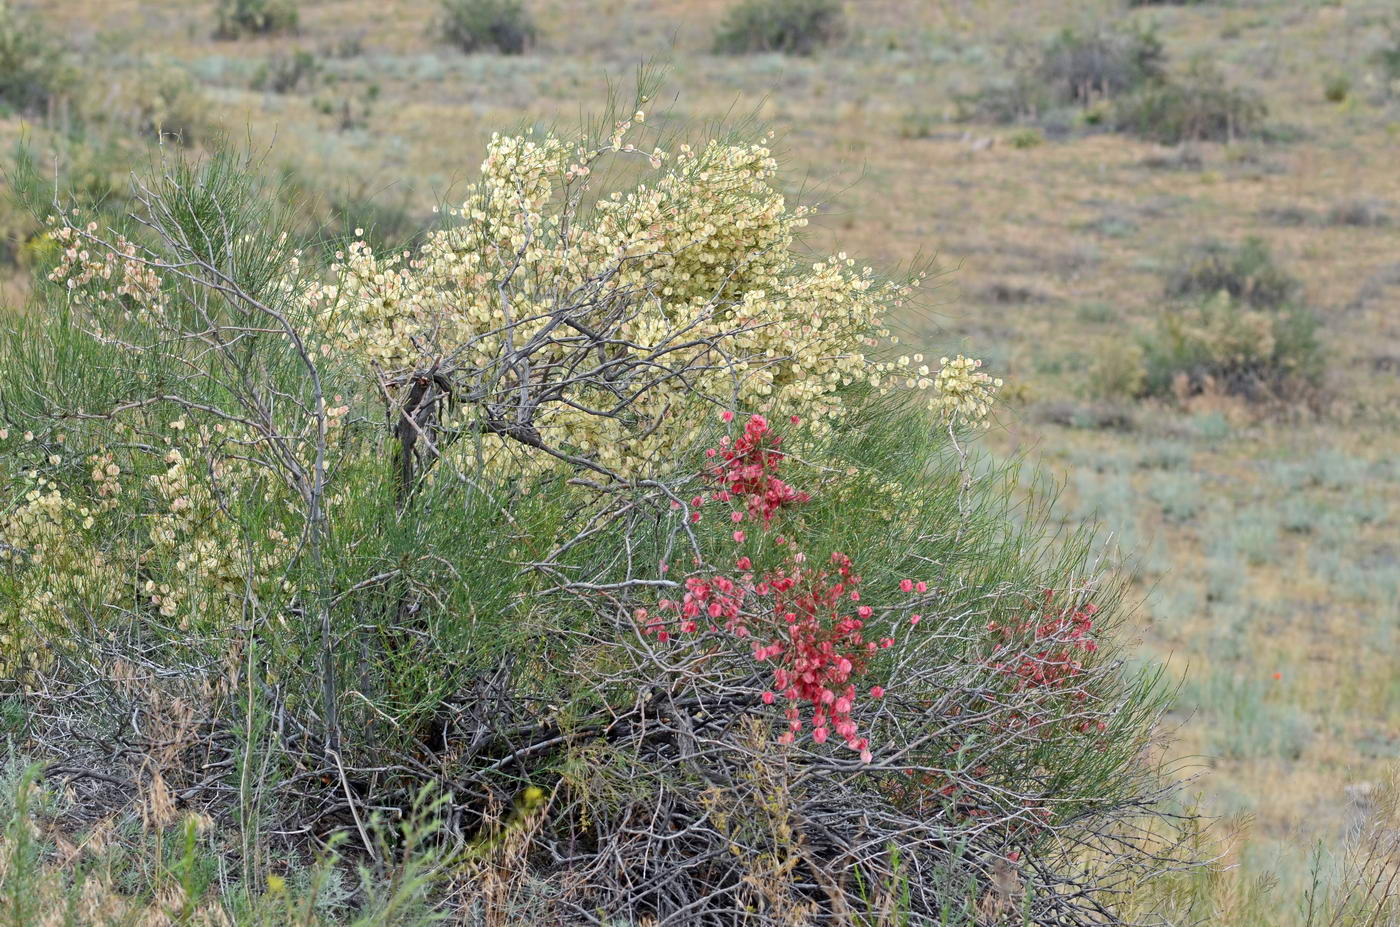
[713, 0, 846, 56]
[438, 0, 537, 54]
[0, 1, 70, 115]
[214, 0, 299, 39]
[305, 116, 988, 478]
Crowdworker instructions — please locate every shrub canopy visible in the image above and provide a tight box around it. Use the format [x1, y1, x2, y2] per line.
[0, 98, 1183, 925]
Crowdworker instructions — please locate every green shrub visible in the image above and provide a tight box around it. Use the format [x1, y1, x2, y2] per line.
[1089, 339, 1147, 400]
[213, 0, 299, 39]
[252, 48, 320, 93]
[438, 0, 537, 54]
[1327, 197, 1391, 227]
[1008, 126, 1044, 148]
[1323, 73, 1351, 103]
[1164, 236, 1301, 309]
[126, 58, 206, 144]
[1375, 21, 1400, 90]
[1113, 61, 1266, 144]
[714, 0, 846, 55]
[1040, 22, 1165, 106]
[0, 1, 71, 116]
[0, 117, 1184, 922]
[1140, 293, 1322, 398]
[968, 23, 1163, 123]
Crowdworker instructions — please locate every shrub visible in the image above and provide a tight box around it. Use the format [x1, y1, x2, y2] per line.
[1375, 21, 1400, 90]
[1323, 73, 1351, 103]
[1089, 339, 1147, 400]
[125, 58, 205, 144]
[0, 1, 71, 116]
[1140, 292, 1322, 398]
[714, 0, 846, 56]
[252, 48, 320, 93]
[438, 0, 537, 54]
[1009, 126, 1044, 148]
[1164, 236, 1301, 309]
[1141, 237, 1321, 399]
[968, 23, 1163, 123]
[1327, 197, 1390, 228]
[0, 104, 1187, 923]
[1039, 22, 1165, 106]
[213, 0, 299, 39]
[1114, 60, 1266, 144]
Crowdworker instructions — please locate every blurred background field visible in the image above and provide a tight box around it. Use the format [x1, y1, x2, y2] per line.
[3, 0, 1400, 918]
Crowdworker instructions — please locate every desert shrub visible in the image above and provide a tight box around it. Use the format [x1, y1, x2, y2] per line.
[713, 0, 846, 55]
[213, 0, 299, 39]
[1008, 126, 1044, 148]
[1327, 197, 1390, 227]
[0, 1, 71, 116]
[252, 48, 320, 93]
[1375, 21, 1400, 90]
[438, 0, 537, 54]
[1089, 339, 1147, 400]
[123, 58, 206, 144]
[0, 99, 1189, 924]
[968, 23, 1163, 123]
[1140, 238, 1320, 399]
[1324, 73, 1352, 103]
[1039, 22, 1165, 106]
[1114, 60, 1266, 143]
[1164, 236, 1301, 309]
[1140, 293, 1322, 398]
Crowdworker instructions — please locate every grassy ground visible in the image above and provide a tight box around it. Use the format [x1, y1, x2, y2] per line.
[7, 0, 1400, 918]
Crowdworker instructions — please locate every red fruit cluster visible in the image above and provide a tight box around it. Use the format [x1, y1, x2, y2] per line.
[702, 412, 809, 525]
[642, 412, 921, 764]
[987, 593, 1099, 693]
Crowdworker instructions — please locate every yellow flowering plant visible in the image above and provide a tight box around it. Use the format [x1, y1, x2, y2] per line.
[302, 102, 998, 488]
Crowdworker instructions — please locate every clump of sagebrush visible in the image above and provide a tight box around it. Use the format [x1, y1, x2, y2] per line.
[214, 0, 299, 39]
[1113, 59, 1266, 144]
[1375, 20, 1400, 91]
[1132, 238, 1322, 399]
[123, 57, 206, 144]
[0, 1, 72, 116]
[438, 0, 537, 54]
[1, 86, 1188, 924]
[713, 0, 846, 55]
[252, 48, 320, 94]
[1164, 236, 1300, 309]
[966, 22, 1164, 123]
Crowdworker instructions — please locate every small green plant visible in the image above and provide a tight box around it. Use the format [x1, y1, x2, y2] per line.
[713, 0, 846, 56]
[0, 1, 71, 116]
[1323, 73, 1351, 103]
[1008, 127, 1044, 149]
[438, 0, 537, 54]
[1114, 60, 1266, 144]
[214, 0, 299, 39]
[1088, 339, 1147, 400]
